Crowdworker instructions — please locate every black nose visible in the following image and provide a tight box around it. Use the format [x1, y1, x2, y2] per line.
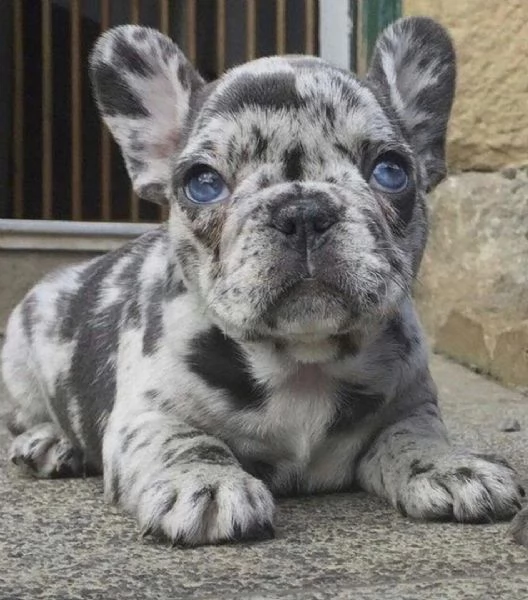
[269, 198, 338, 249]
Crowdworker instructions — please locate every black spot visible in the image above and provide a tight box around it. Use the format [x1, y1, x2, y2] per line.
[132, 28, 148, 42]
[109, 470, 120, 504]
[119, 244, 154, 329]
[232, 521, 275, 542]
[175, 241, 200, 283]
[257, 174, 271, 189]
[251, 126, 268, 159]
[91, 63, 149, 117]
[455, 467, 475, 481]
[144, 389, 160, 401]
[329, 383, 385, 434]
[334, 142, 355, 163]
[162, 448, 178, 465]
[391, 429, 413, 437]
[333, 334, 360, 359]
[113, 35, 155, 77]
[177, 61, 190, 90]
[132, 440, 151, 455]
[324, 103, 336, 125]
[122, 429, 138, 454]
[386, 316, 413, 357]
[366, 221, 383, 244]
[21, 293, 37, 341]
[142, 279, 165, 356]
[191, 486, 216, 506]
[6, 416, 24, 437]
[185, 326, 268, 410]
[391, 191, 417, 230]
[127, 157, 145, 175]
[409, 459, 434, 477]
[396, 500, 408, 517]
[211, 72, 303, 114]
[158, 491, 179, 517]
[175, 444, 236, 466]
[240, 459, 276, 484]
[283, 144, 304, 181]
[160, 398, 174, 412]
[138, 182, 166, 203]
[172, 430, 204, 440]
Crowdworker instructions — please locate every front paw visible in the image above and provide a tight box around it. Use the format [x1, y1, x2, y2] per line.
[136, 468, 275, 546]
[395, 452, 524, 523]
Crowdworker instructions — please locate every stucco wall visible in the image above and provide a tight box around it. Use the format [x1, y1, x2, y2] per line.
[404, 0, 528, 171]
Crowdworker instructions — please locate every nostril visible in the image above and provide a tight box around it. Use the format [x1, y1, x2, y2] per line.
[269, 199, 339, 238]
[312, 215, 337, 234]
[277, 217, 297, 236]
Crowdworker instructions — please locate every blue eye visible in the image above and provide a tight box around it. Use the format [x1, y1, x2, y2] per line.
[184, 167, 230, 204]
[370, 157, 409, 193]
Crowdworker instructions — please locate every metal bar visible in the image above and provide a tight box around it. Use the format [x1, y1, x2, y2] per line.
[356, 0, 368, 75]
[246, 0, 256, 61]
[130, 0, 140, 25]
[41, 0, 53, 219]
[129, 0, 140, 222]
[101, 0, 112, 221]
[160, 0, 170, 35]
[71, 0, 82, 220]
[186, 0, 197, 64]
[13, 1, 24, 219]
[0, 218, 157, 236]
[276, 0, 286, 55]
[0, 219, 158, 252]
[216, 0, 226, 74]
[304, 0, 316, 55]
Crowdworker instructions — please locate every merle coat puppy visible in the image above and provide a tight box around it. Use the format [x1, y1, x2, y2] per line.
[2, 17, 524, 546]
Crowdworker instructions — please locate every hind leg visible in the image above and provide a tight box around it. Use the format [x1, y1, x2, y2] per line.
[2, 303, 51, 431]
[2, 303, 84, 478]
[9, 422, 84, 478]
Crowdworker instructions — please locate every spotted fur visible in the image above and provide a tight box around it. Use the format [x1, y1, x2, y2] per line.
[2, 18, 523, 546]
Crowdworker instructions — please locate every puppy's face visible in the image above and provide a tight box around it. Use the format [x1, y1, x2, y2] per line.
[91, 19, 455, 341]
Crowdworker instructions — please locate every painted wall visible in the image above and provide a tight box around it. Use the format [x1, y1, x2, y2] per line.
[404, 0, 528, 171]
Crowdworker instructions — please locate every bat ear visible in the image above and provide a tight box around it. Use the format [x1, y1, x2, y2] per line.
[90, 25, 204, 205]
[367, 17, 456, 191]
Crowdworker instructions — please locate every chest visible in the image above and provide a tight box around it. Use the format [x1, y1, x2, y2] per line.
[219, 365, 383, 494]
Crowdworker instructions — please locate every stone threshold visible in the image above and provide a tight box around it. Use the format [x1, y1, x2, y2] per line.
[0, 219, 158, 252]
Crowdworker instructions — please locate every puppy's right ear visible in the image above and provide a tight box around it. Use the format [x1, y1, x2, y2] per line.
[90, 25, 204, 204]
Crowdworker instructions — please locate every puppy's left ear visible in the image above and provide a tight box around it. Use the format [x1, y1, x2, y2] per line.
[367, 17, 456, 191]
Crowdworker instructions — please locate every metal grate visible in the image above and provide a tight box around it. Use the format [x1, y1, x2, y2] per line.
[6, 0, 319, 223]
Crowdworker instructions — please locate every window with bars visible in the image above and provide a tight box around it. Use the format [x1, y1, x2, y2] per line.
[1, 0, 400, 225]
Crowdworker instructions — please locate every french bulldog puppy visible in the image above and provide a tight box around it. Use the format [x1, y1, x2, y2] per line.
[2, 17, 524, 546]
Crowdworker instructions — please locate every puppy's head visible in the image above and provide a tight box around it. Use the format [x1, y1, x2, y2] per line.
[90, 18, 455, 342]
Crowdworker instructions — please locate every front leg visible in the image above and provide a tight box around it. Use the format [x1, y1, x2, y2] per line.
[356, 374, 524, 522]
[103, 410, 274, 546]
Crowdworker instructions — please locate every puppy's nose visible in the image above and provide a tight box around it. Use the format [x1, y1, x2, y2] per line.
[270, 200, 338, 249]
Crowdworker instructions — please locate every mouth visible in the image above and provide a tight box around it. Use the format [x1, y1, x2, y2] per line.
[262, 278, 356, 335]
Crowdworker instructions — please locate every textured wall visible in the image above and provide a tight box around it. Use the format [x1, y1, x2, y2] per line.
[415, 170, 528, 387]
[404, 0, 528, 171]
